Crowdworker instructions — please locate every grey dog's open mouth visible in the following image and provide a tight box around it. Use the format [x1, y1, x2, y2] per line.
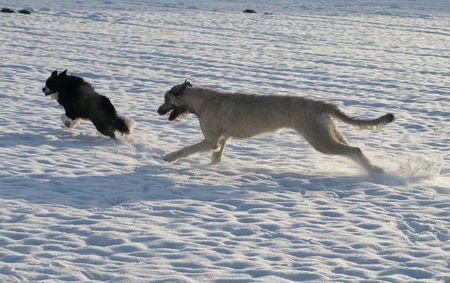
[158, 105, 186, 121]
[169, 108, 182, 121]
[167, 109, 175, 121]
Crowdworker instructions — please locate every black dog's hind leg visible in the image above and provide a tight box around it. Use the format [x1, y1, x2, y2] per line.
[92, 118, 116, 139]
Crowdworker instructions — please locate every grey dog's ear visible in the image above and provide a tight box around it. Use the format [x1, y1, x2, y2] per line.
[51, 70, 58, 77]
[60, 69, 68, 77]
[170, 80, 192, 96]
[184, 79, 192, 88]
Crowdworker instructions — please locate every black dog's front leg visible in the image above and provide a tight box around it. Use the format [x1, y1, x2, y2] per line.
[61, 111, 80, 129]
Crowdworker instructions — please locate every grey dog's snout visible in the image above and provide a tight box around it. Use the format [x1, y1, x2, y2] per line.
[157, 105, 166, 115]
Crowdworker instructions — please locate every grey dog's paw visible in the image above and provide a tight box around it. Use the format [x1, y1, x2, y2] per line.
[369, 165, 384, 176]
[163, 153, 177, 162]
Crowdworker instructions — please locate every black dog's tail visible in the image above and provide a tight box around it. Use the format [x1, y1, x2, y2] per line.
[114, 116, 135, 135]
[99, 96, 135, 136]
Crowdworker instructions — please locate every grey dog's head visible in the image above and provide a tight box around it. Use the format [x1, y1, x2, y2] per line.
[158, 80, 192, 121]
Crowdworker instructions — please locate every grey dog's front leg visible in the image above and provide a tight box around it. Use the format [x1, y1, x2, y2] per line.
[163, 140, 214, 162]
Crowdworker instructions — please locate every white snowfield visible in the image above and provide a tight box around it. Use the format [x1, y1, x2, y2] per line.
[0, 0, 449, 282]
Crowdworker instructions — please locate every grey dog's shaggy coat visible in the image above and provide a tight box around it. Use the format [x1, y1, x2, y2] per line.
[158, 81, 394, 174]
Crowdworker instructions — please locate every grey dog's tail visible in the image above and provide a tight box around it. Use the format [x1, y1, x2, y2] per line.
[328, 105, 394, 130]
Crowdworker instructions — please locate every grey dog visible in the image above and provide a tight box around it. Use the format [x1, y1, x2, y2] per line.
[158, 81, 394, 174]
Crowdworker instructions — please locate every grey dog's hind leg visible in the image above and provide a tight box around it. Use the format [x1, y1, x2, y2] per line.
[211, 137, 228, 164]
[295, 117, 382, 173]
[333, 127, 349, 145]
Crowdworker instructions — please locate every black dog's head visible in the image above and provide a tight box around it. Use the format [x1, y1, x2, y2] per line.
[158, 80, 192, 121]
[42, 69, 87, 98]
[42, 70, 67, 97]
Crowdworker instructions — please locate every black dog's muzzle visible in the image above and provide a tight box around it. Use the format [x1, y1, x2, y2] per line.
[42, 86, 55, 96]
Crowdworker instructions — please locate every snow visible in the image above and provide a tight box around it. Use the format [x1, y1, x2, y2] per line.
[1, 0, 449, 281]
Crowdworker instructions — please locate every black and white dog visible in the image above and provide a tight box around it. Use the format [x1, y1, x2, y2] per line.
[42, 70, 134, 139]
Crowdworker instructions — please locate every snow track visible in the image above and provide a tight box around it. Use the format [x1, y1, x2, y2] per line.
[0, 1, 449, 281]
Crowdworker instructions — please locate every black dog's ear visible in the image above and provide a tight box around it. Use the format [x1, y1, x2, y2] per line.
[60, 69, 68, 77]
[51, 70, 58, 77]
[184, 79, 192, 88]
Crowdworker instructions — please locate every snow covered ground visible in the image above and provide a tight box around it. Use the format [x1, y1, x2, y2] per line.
[0, 0, 449, 281]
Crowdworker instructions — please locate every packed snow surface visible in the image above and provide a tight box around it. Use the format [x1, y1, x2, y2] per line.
[0, 0, 449, 281]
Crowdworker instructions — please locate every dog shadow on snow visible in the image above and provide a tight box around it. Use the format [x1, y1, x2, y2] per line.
[0, 129, 116, 149]
[0, 128, 407, 208]
[0, 158, 386, 211]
